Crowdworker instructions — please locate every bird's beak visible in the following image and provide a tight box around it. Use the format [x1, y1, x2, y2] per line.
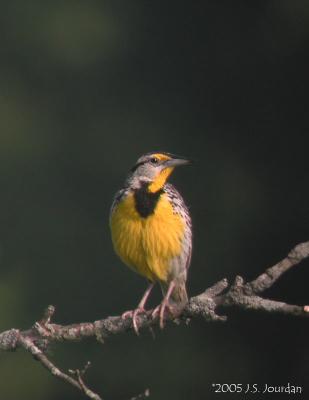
[163, 157, 191, 168]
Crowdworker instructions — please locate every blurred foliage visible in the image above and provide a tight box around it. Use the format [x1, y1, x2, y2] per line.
[0, 1, 309, 399]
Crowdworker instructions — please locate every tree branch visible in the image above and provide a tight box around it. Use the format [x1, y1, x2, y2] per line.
[1, 241, 309, 399]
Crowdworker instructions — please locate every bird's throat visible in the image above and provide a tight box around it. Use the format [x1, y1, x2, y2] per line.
[134, 168, 173, 218]
[134, 184, 163, 218]
[148, 167, 173, 193]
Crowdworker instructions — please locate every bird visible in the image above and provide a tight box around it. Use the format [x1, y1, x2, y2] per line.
[110, 152, 192, 332]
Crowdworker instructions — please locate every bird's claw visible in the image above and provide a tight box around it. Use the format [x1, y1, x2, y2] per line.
[122, 307, 147, 335]
[152, 302, 175, 329]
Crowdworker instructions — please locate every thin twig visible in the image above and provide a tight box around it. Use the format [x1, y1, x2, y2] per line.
[69, 362, 102, 400]
[18, 335, 82, 391]
[130, 388, 150, 400]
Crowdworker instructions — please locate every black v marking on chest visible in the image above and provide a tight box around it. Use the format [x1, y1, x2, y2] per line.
[134, 183, 163, 218]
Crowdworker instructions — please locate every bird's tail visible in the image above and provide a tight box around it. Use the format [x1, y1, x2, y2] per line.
[160, 279, 188, 310]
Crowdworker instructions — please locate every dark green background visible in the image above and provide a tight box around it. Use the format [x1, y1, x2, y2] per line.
[0, 1, 308, 399]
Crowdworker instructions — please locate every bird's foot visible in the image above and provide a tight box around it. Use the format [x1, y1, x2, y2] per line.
[122, 307, 148, 335]
[152, 301, 176, 329]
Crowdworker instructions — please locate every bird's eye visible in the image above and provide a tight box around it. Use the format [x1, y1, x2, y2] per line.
[150, 157, 159, 164]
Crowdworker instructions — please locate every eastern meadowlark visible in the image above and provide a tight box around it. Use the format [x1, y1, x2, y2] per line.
[110, 152, 192, 332]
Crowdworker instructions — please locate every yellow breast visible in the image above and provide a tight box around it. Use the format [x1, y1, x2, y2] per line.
[110, 192, 184, 282]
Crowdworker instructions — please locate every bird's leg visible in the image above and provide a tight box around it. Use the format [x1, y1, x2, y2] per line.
[122, 282, 154, 334]
[152, 280, 175, 329]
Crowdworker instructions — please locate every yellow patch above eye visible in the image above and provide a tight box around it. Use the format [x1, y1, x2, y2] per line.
[151, 153, 171, 162]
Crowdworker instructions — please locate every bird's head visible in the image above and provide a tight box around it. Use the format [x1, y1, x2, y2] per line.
[128, 152, 190, 192]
